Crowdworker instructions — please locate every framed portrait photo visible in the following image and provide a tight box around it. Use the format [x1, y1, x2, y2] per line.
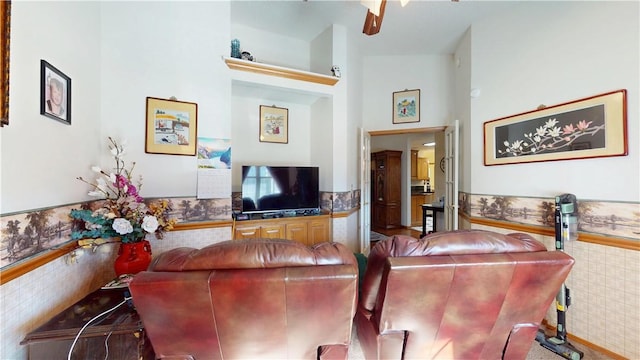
[393, 89, 420, 124]
[40, 60, 71, 125]
[259, 105, 288, 144]
[145, 97, 198, 156]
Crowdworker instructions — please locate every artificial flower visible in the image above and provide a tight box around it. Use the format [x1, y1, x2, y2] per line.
[69, 137, 177, 244]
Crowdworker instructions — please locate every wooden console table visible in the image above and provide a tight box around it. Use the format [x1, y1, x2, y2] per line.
[421, 204, 445, 237]
[21, 287, 154, 360]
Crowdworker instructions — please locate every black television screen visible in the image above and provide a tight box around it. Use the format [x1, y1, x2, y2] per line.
[241, 165, 319, 213]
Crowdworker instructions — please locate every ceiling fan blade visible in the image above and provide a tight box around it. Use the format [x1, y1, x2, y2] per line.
[363, 0, 387, 35]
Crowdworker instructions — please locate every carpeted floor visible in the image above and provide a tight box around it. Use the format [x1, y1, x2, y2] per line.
[347, 325, 614, 359]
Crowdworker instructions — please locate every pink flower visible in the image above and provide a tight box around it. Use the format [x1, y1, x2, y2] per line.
[562, 124, 576, 135]
[577, 120, 593, 131]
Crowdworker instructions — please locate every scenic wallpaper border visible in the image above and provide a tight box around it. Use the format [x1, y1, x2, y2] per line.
[460, 192, 639, 241]
[2, 189, 637, 270]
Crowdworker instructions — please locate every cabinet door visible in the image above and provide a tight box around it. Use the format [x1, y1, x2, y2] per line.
[234, 225, 260, 239]
[308, 219, 330, 245]
[373, 204, 386, 229]
[417, 157, 429, 180]
[286, 222, 308, 244]
[386, 205, 401, 228]
[261, 224, 285, 238]
[410, 150, 418, 179]
[375, 170, 385, 202]
[411, 196, 420, 225]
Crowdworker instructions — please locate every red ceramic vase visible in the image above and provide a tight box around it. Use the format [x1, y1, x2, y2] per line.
[114, 240, 152, 276]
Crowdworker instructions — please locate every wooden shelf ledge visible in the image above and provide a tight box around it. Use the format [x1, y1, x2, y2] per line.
[224, 57, 339, 86]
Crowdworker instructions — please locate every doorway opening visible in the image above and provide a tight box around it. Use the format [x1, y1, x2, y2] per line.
[368, 127, 445, 238]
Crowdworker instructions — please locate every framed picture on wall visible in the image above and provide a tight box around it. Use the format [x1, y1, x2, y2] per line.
[40, 60, 71, 125]
[1, 1, 10, 127]
[393, 89, 420, 124]
[483, 89, 627, 166]
[145, 97, 198, 155]
[259, 105, 288, 144]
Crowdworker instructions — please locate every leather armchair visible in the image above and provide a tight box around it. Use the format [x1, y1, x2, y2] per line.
[129, 239, 358, 360]
[355, 230, 575, 360]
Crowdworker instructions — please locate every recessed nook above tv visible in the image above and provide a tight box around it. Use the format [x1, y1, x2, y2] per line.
[241, 165, 320, 215]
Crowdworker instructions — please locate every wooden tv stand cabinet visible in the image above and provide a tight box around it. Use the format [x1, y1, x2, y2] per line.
[234, 214, 331, 246]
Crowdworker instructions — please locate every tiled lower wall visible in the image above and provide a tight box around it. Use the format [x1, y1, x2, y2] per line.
[0, 227, 231, 360]
[467, 222, 640, 359]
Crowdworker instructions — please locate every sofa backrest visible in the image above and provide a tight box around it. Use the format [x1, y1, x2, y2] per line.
[360, 230, 574, 359]
[130, 239, 358, 360]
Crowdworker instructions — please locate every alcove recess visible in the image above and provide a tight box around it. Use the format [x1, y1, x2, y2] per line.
[223, 56, 338, 239]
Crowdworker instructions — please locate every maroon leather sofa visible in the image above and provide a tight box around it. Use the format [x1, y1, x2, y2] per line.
[355, 230, 575, 360]
[129, 239, 358, 360]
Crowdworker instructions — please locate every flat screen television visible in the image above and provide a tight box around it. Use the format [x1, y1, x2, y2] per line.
[241, 165, 320, 214]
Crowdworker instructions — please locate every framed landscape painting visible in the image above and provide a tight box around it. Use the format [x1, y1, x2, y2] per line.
[483, 89, 627, 166]
[393, 89, 420, 124]
[145, 97, 198, 155]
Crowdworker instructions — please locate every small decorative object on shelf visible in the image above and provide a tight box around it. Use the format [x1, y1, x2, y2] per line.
[331, 65, 341, 78]
[231, 39, 241, 59]
[70, 137, 177, 275]
[241, 51, 254, 61]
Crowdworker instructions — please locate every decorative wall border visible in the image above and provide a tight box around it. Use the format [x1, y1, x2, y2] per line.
[0, 197, 232, 271]
[459, 191, 640, 242]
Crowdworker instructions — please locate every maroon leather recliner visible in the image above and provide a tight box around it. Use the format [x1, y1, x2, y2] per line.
[129, 239, 358, 360]
[355, 230, 575, 360]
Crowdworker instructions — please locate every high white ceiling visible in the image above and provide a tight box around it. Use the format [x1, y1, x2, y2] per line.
[231, 0, 520, 149]
[231, 0, 520, 56]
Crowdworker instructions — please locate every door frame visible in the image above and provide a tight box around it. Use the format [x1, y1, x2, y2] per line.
[361, 126, 446, 244]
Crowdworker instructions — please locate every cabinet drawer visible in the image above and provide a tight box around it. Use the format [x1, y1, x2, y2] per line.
[234, 225, 261, 239]
[261, 225, 285, 238]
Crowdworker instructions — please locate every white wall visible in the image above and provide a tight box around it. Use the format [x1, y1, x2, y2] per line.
[1, 2, 232, 358]
[362, 55, 455, 131]
[464, 2, 639, 357]
[1, 1, 102, 213]
[469, 1, 639, 202]
[232, 23, 309, 71]
[99, 1, 231, 198]
[453, 28, 472, 193]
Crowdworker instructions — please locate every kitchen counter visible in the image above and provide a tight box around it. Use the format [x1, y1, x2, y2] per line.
[411, 192, 435, 226]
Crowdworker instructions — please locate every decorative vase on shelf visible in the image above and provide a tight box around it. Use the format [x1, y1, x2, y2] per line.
[114, 240, 152, 276]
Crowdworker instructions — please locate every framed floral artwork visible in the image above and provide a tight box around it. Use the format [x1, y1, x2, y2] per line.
[483, 89, 627, 166]
[145, 97, 198, 155]
[259, 105, 288, 144]
[392, 89, 420, 124]
[40, 60, 71, 125]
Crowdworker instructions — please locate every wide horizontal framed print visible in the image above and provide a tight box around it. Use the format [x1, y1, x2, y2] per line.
[483, 89, 627, 166]
[40, 60, 71, 125]
[145, 97, 198, 155]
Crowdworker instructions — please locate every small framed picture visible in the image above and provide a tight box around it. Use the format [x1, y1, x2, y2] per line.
[259, 105, 288, 144]
[145, 97, 198, 156]
[393, 89, 420, 124]
[40, 60, 71, 125]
